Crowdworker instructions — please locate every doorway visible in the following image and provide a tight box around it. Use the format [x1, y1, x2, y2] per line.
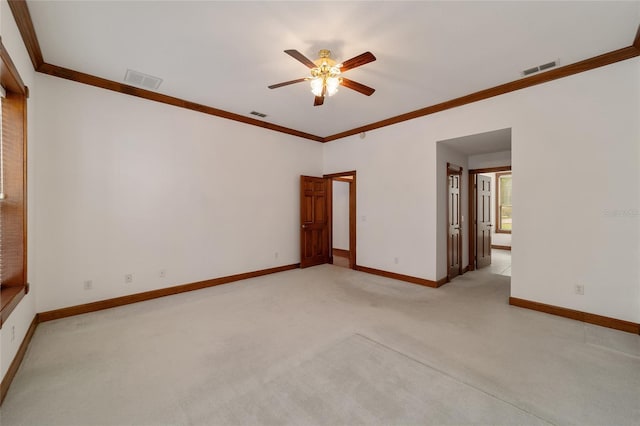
[325, 171, 356, 269]
[437, 127, 512, 280]
[330, 176, 351, 268]
[299, 171, 356, 269]
[468, 166, 512, 271]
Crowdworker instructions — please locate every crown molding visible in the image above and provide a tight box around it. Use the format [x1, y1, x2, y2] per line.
[323, 45, 640, 142]
[7, 0, 43, 70]
[37, 62, 324, 142]
[7, 2, 640, 143]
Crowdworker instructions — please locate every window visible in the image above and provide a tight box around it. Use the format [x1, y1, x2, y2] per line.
[0, 41, 28, 328]
[496, 172, 512, 233]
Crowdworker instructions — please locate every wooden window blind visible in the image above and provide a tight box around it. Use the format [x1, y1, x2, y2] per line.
[0, 41, 28, 328]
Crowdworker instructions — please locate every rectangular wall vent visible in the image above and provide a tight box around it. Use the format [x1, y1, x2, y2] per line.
[124, 69, 163, 90]
[538, 61, 557, 71]
[250, 111, 268, 118]
[522, 59, 559, 77]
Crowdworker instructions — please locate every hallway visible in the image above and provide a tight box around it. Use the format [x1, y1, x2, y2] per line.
[485, 248, 511, 276]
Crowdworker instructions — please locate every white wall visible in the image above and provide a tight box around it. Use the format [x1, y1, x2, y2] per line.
[332, 180, 349, 250]
[323, 122, 441, 279]
[33, 75, 323, 313]
[1, 0, 38, 381]
[324, 58, 640, 323]
[512, 60, 639, 322]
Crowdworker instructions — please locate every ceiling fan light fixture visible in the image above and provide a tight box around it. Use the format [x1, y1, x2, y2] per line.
[270, 48, 376, 106]
[310, 77, 324, 96]
[310, 75, 341, 97]
[325, 75, 341, 96]
[309, 50, 342, 97]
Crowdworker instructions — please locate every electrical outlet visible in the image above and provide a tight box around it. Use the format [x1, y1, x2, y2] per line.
[11, 326, 15, 342]
[83, 280, 93, 290]
[125, 274, 133, 284]
[159, 269, 166, 278]
[274, 252, 279, 259]
[575, 284, 585, 295]
[394, 257, 399, 264]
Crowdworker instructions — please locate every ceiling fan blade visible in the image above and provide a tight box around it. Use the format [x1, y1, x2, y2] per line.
[285, 49, 317, 69]
[268, 78, 307, 89]
[341, 78, 375, 96]
[340, 51, 376, 72]
[314, 96, 325, 106]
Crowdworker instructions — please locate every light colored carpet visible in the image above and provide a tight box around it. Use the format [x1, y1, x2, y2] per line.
[199, 334, 548, 425]
[1, 263, 639, 425]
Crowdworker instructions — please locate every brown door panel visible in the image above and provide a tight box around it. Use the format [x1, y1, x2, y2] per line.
[447, 166, 462, 279]
[476, 174, 492, 268]
[300, 175, 330, 268]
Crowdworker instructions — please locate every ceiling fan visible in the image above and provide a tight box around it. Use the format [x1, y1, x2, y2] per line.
[268, 49, 376, 106]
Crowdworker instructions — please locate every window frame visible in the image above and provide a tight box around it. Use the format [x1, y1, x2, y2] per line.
[495, 172, 512, 234]
[0, 39, 29, 329]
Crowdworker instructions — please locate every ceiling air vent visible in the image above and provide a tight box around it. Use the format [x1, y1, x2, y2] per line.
[250, 111, 268, 118]
[539, 61, 557, 71]
[124, 69, 163, 90]
[521, 60, 559, 77]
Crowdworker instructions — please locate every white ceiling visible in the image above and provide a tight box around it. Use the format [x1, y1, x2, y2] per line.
[28, 1, 640, 137]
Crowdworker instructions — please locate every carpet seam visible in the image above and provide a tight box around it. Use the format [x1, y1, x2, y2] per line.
[354, 333, 557, 426]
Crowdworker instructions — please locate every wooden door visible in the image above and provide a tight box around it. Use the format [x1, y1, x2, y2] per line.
[476, 174, 492, 268]
[300, 176, 330, 268]
[447, 165, 462, 279]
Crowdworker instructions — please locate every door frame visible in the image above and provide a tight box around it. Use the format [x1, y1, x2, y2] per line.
[446, 163, 463, 280]
[468, 166, 512, 271]
[324, 170, 356, 269]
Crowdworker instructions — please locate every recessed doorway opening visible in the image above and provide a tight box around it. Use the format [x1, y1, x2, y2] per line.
[469, 166, 512, 276]
[437, 127, 512, 281]
[325, 171, 356, 269]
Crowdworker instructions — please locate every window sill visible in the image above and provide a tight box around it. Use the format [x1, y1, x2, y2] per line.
[0, 285, 26, 329]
